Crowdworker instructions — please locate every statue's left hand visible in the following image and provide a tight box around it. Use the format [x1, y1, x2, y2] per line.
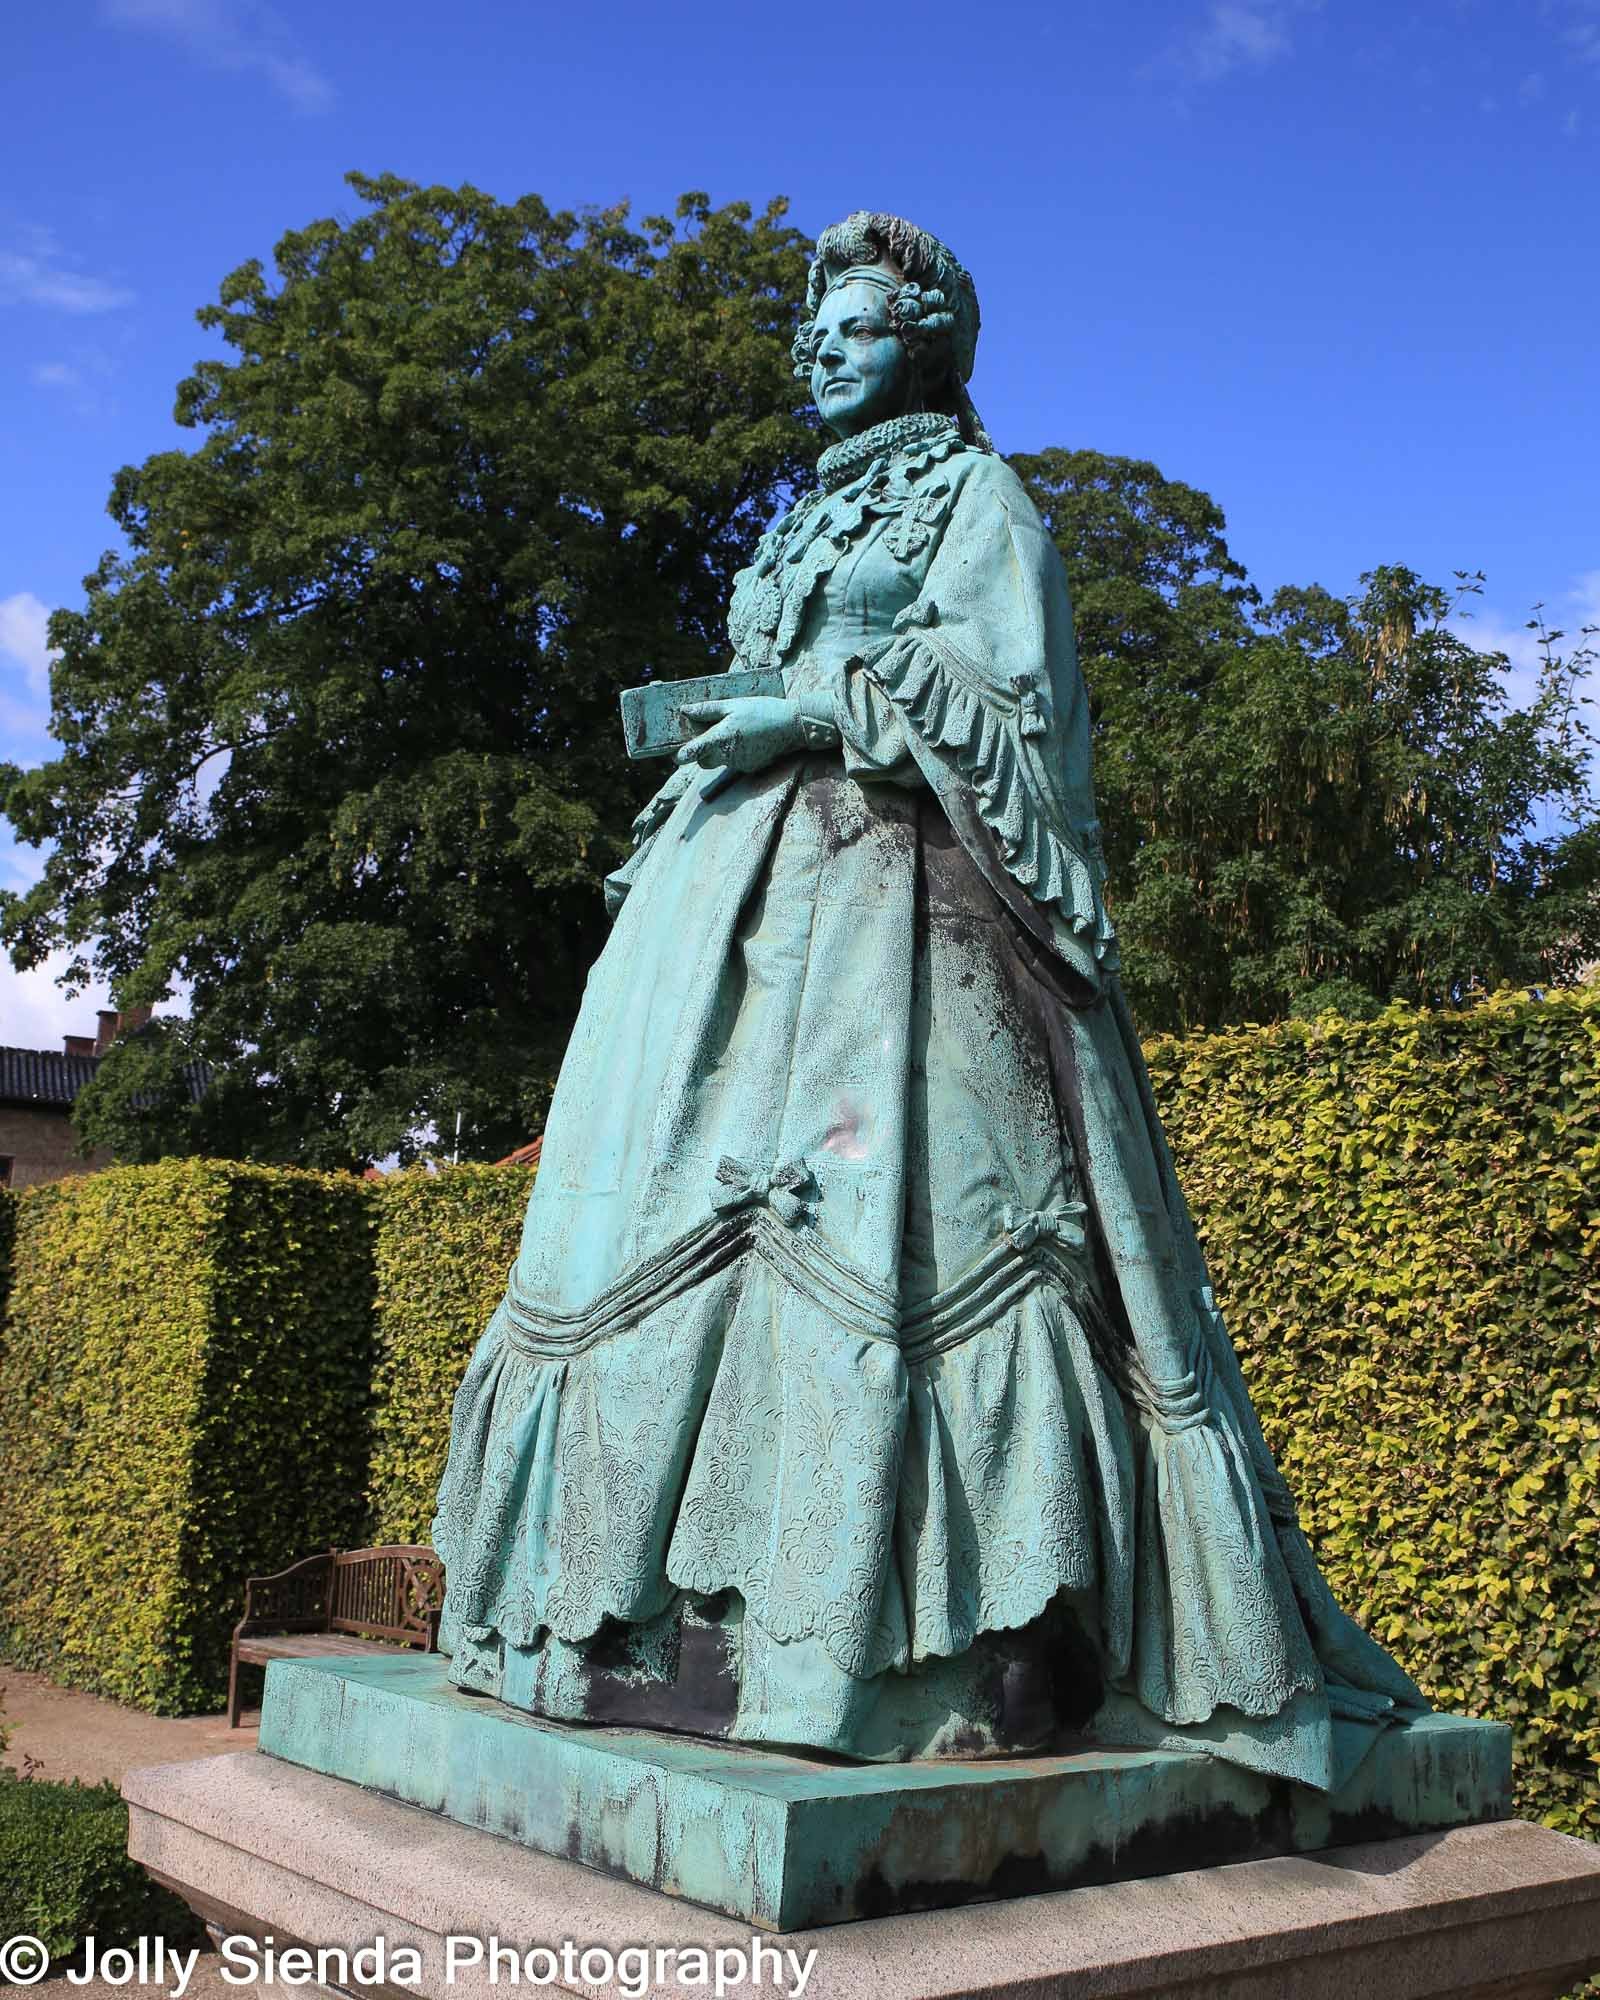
[675, 697, 807, 775]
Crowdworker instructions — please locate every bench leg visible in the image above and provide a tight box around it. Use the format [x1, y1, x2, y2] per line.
[228, 1649, 241, 1729]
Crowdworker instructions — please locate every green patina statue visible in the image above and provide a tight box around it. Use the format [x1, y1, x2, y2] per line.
[430, 211, 1426, 1791]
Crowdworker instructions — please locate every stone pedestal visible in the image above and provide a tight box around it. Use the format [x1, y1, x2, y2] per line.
[254, 1654, 1511, 1930]
[125, 1751, 1600, 2000]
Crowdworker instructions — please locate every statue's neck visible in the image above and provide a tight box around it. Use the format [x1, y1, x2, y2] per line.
[816, 412, 956, 492]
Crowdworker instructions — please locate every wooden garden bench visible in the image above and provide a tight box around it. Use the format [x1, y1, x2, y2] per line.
[228, 1544, 445, 1727]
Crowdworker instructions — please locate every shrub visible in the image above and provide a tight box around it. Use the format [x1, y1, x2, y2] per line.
[0, 1772, 203, 1961]
[3, 986, 1598, 1853]
[0, 1184, 16, 1329]
[365, 1164, 532, 1543]
[1145, 986, 1600, 1836]
[0, 1160, 375, 1713]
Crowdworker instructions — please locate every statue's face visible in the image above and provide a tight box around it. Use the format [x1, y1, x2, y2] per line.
[809, 278, 914, 439]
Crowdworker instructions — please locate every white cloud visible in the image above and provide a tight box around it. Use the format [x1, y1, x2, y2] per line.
[1569, 17, 1600, 69]
[1545, 0, 1600, 73]
[0, 834, 188, 1051]
[0, 606, 190, 1057]
[0, 615, 173, 1059]
[103, 0, 333, 112]
[0, 944, 112, 1057]
[0, 591, 56, 763]
[0, 836, 98, 1054]
[27, 339, 123, 418]
[1448, 606, 1547, 705]
[1165, 0, 1319, 86]
[1519, 71, 1547, 104]
[0, 593, 54, 699]
[1448, 572, 1600, 714]
[0, 243, 133, 314]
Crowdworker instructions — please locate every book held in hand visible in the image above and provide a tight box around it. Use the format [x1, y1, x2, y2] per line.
[619, 670, 785, 759]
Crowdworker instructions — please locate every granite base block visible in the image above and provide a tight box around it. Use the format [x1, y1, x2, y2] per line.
[123, 1752, 1600, 2000]
[256, 1652, 1511, 1931]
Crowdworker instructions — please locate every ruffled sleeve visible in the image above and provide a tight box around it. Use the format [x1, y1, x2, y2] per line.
[835, 670, 926, 789]
[853, 454, 1118, 989]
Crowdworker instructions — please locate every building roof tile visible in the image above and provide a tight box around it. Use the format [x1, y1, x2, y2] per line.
[0, 1042, 210, 1113]
[0, 1044, 102, 1109]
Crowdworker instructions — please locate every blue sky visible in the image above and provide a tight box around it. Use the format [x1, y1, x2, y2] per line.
[3, 0, 1598, 1045]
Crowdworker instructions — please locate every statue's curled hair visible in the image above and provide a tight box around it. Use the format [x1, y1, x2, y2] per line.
[793, 212, 993, 452]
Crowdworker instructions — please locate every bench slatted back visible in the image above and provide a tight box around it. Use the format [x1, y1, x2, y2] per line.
[241, 1551, 334, 1634]
[328, 1545, 443, 1645]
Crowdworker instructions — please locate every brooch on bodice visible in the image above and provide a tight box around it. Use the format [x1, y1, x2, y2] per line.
[882, 484, 953, 565]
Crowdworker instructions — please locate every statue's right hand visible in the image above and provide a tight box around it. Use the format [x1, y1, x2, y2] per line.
[676, 697, 805, 775]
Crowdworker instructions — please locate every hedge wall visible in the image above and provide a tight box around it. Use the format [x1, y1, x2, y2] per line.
[364, 1164, 532, 1544]
[1, 989, 1596, 1846]
[0, 1184, 16, 1333]
[1145, 986, 1600, 1836]
[0, 1160, 374, 1713]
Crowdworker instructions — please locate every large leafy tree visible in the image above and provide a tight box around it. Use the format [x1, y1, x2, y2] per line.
[2, 175, 814, 1165]
[1015, 449, 1600, 1031]
[7, 210, 1596, 1164]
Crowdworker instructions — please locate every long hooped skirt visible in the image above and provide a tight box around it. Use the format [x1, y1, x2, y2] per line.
[432, 756, 1413, 1777]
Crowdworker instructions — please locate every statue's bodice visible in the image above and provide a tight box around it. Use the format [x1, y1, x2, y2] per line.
[727, 419, 968, 699]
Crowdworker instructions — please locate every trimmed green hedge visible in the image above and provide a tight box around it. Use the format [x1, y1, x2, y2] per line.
[2, 991, 1597, 1853]
[0, 1160, 375, 1713]
[365, 1164, 533, 1543]
[1145, 986, 1600, 1836]
[0, 1185, 16, 1344]
[0, 1773, 203, 1961]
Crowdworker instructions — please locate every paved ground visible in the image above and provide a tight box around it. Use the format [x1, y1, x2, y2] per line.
[1, 1668, 259, 1786]
[2, 1671, 261, 1999]
[1, 1960, 245, 2000]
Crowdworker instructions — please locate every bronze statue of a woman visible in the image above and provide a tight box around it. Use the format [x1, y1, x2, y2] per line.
[431, 211, 1425, 1788]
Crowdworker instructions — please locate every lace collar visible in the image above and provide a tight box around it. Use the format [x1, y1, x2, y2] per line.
[816, 413, 959, 492]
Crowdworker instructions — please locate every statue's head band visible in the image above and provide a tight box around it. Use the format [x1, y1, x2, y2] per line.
[822, 264, 901, 298]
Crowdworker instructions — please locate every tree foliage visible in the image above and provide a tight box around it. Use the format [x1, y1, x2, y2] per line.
[1014, 449, 1600, 1032]
[3, 186, 1596, 1162]
[1, 174, 813, 1165]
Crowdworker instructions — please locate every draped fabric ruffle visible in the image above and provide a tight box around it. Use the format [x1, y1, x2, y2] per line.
[436, 1251, 1122, 1680]
[863, 629, 1118, 969]
[433, 1224, 1359, 1773]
